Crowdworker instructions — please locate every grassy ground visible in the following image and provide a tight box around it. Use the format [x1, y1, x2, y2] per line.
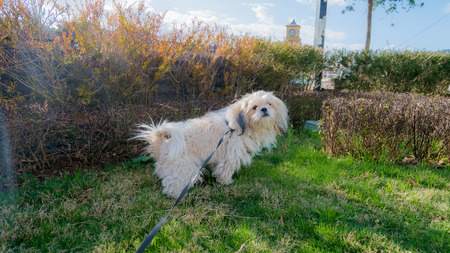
[1, 130, 449, 252]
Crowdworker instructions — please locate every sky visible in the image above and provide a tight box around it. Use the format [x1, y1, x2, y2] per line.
[107, 0, 450, 51]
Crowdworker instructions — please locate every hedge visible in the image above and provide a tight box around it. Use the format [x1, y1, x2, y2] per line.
[285, 90, 342, 127]
[321, 92, 450, 165]
[329, 50, 450, 95]
[4, 98, 234, 176]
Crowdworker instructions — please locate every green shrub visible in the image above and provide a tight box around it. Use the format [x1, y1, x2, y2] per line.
[285, 90, 340, 128]
[321, 92, 450, 164]
[328, 50, 450, 95]
[255, 42, 323, 91]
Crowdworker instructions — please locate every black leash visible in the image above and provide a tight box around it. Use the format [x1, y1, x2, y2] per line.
[135, 128, 234, 253]
[136, 112, 246, 253]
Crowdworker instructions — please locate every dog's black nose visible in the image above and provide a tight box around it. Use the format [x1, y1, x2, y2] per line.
[261, 107, 267, 113]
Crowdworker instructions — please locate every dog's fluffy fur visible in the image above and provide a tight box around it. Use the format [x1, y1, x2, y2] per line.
[135, 91, 288, 197]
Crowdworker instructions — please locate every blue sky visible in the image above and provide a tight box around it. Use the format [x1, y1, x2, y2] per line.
[115, 0, 450, 51]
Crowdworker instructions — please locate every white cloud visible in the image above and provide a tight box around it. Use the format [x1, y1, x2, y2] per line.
[445, 3, 450, 13]
[296, 0, 347, 7]
[165, 9, 225, 24]
[327, 30, 346, 41]
[294, 23, 345, 46]
[161, 3, 348, 47]
[231, 22, 284, 40]
[163, 3, 284, 40]
[245, 3, 275, 24]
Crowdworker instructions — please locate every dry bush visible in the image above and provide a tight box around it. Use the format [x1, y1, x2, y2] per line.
[5, 97, 230, 177]
[322, 92, 450, 164]
[7, 104, 145, 176]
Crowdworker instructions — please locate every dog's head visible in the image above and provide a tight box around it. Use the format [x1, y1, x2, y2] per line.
[226, 91, 288, 135]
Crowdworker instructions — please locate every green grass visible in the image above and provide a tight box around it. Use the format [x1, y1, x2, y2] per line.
[1, 130, 449, 252]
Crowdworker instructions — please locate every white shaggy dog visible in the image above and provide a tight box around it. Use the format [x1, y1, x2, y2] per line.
[135, 91, 288, 198]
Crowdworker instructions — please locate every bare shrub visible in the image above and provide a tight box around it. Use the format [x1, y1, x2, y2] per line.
[322, 92, 450, 164]
[5, 96, 231, 177]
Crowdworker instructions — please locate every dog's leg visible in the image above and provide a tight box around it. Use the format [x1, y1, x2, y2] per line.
[212, 139, 252, 185]
[212, 159, 240, 185]
[156, 159, 201, 198]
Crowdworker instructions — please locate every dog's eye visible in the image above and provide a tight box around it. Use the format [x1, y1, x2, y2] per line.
[268, 103, 272, 106]
[252, 105, 257, 110]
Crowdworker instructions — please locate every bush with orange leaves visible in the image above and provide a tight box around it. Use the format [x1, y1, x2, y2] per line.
[1, 0, 322, 107]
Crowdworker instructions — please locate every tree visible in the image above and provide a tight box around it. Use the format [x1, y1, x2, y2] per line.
[366, 0, 374, 51]
[344, 0, 425, 51]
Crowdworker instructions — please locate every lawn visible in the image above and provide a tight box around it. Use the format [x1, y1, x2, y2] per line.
[1, 130, 449, 252]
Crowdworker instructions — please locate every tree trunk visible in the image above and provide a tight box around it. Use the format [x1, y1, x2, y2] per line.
[365, 0, 373, 51]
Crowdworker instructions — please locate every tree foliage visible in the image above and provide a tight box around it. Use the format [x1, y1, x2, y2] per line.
[344, 0, 424, 13]
[343, 0, 425, 50]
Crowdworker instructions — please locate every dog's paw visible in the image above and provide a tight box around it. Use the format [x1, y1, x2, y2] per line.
[216, 177, 233, 185]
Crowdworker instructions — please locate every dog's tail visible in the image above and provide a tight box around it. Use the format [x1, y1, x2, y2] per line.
[133, 119, 185, 160]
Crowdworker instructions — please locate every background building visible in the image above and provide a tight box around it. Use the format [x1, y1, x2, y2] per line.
[285, 19, 301, 45]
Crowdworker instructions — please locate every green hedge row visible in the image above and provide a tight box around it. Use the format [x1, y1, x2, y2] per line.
[328, 51, 450, 95]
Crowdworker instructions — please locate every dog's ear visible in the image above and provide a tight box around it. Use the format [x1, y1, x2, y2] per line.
[268, 93, 289, 133]
[225, 101, 246, 135]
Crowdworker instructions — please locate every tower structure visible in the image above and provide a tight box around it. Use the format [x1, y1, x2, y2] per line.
[286, 19, 301, 45]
